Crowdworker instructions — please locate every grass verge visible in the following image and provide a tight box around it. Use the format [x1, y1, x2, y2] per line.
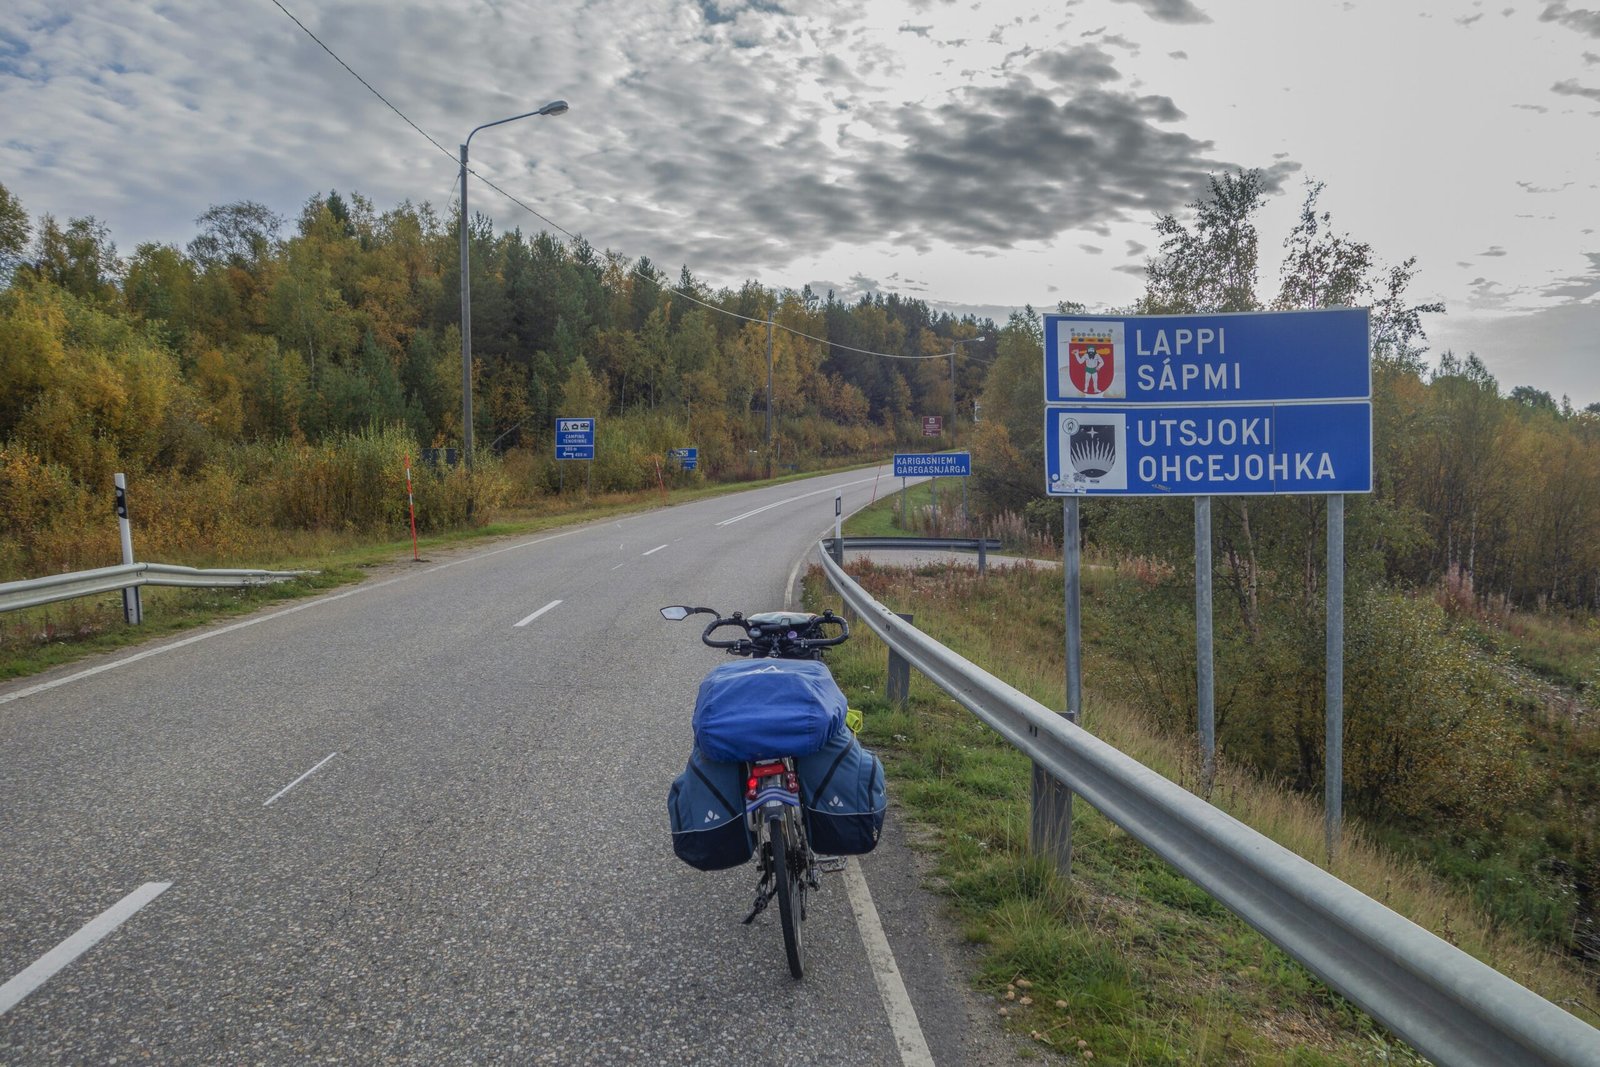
[805, 562, 1598, 1064]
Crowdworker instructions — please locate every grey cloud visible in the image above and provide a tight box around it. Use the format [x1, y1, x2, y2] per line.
[1079, 244, 1104, 254]
[1552, 78, 1600, 100]
[1514, 103, 1551, 112]
[1110, 0, 1212, 24]
[1126, 239, 1147, 255]
[1456, 13, 1484, 25]
[1517, 179, 1573, 192]
[1479, 246, 1508, 256]
[1586, 51, 1600, 63]
[1540, 2, 1600, 37]
[1027, 44, 1122, 84]
[1537, 251, 1600, 299]
[1113, 263, 1148, 277]
[899, 23, 932, 37]
[1466, 276, 1513, 310]
[1169, 50, 1189, 59]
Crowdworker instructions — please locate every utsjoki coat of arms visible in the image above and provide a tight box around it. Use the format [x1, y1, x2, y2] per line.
[1060, 322, 1125, 399]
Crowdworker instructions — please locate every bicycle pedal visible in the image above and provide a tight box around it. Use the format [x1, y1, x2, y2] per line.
[817, 857, 847, 873]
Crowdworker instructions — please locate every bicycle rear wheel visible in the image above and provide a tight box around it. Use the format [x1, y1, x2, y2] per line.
[770, 813, 804, 978]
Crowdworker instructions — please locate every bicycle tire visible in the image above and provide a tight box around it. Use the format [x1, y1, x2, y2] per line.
[771, 813, 804, 978]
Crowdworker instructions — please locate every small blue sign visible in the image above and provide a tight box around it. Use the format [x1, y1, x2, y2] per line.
[894, 452, 972, 478]
[1043, 309, 1369, 406]
[1044, 403, 1371, 496]
[556, 417, 595, 461]
[669, 447, 698, 470]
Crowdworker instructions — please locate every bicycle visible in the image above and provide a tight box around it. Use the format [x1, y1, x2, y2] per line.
[661, 605, 851, 979]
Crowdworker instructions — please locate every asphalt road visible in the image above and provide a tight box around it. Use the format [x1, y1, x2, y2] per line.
[0, 466, 1015, 1065]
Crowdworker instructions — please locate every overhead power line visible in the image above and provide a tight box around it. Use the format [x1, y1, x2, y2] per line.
[265, 0, 983, 364]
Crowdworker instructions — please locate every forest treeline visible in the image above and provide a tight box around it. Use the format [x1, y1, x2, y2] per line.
[0, 180, 992, 576]
[1, 173, 1597, 613]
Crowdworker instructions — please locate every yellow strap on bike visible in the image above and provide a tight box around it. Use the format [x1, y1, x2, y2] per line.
[846, 707, 863, 735]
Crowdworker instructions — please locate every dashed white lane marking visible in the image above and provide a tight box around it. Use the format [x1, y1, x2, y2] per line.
[642, 544, 668, 556]
[0, 882, 172, 1017]
[263, 752, 339, 806]
[842, 860, 936, 1066]
[513, 599, 563, 628]
[714, 475, 881, 526]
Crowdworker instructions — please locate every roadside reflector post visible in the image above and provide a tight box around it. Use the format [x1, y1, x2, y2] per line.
[886, 612, 913, 708]
[404, 454, 419, 561]
[113, 473, 142, 625]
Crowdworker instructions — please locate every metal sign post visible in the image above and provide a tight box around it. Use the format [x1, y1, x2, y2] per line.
[1034, 494, 1082, 876]
[1326, 493, 1345, 860]
[1196, 496, 1215, 791]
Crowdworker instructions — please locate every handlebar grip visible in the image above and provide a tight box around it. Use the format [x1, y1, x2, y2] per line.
[701, 617, 747, 649]
[803, 614, 849, 647]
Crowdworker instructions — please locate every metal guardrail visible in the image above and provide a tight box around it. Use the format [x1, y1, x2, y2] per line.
[824, 535, 1002, 573]
[0, 563, 312, 614]
[817, 545, 1600, 1067]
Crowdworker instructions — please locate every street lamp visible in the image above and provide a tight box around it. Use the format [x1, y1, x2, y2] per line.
[945, 334, 987, 445]
[460, 100, 568, 484]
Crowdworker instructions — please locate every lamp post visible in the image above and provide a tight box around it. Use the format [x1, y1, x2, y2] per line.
[945, 334, 987, 445]
[460, 100, 568, 486]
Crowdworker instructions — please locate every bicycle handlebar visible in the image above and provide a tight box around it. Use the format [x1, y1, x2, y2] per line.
[698, 610, 849, 657]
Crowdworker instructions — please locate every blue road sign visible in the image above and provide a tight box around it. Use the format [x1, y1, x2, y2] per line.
[1043, 309, 1369, 405]
[894, 452, 971, 478]
[668, 447, 698, 470]
[1044, 403, 1371, 496]
[556, 417, 595, 461]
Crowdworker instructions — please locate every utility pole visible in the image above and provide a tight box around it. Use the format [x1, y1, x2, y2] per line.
[765, 308, 774, 481]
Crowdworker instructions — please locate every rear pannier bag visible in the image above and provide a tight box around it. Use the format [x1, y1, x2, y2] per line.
[796, 728, 887, 856]
[667, 748, 754, 871]
[692, 659, 847, 762]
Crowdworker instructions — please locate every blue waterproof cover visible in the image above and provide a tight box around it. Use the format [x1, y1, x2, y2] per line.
[796, 728, 887, 855]
[692, 659, 847, 762]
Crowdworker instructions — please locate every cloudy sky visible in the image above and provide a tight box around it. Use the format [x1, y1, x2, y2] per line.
[3, 0, 1598, 404]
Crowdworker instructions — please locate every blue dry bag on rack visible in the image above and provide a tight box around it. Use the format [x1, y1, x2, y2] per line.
[692, 659, 847, 762]
[667, 747, 755, 871]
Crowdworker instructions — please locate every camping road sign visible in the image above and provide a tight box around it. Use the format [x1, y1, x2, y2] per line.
[555, 417, 595, 461]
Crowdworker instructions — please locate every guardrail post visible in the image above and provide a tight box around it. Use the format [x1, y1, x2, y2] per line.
[1031, 749, 1072, 875]
[886, 612, 913, 707]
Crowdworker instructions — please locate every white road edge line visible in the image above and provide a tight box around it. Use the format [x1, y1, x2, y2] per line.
[513, 599, 563, 628]
[0, 882, 172, 1018]
[263, 752, 339, 806]
[642, 544, 668, 556]
[784, 498, 931, 1065]
[843, 860, 936, 1067]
